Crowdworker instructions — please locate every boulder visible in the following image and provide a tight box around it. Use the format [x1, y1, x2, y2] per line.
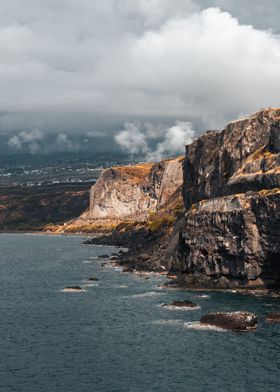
[200, 311, 257, 331]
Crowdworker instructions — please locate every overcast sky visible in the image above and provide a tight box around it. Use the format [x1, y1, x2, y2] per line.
[1, 0, 280, 156]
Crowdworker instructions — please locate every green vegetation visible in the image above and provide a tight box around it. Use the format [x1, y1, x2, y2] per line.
[147, 212, 176, 233]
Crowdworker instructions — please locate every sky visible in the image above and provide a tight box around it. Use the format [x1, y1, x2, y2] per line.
[1, 0, 280, 158]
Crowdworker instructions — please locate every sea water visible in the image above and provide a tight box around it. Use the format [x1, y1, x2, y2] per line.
[0, 234, 279, 392]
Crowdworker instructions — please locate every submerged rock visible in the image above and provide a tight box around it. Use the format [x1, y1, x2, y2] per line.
[88, 277, 99, 282]
[63, 286, 83, 292]
[266, 313, 280, 322]
[163, 300, 198, 308]
[200, 311, 257, 331]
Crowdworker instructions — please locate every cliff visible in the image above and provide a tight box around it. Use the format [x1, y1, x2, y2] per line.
[183, 108, 280, 208]
[172, 108, 280, 288]
[87, 156, 184, 221]
[81, 108, 280, 290]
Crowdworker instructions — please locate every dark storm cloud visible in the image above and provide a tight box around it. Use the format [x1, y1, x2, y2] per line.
[0, 0, 280, 154]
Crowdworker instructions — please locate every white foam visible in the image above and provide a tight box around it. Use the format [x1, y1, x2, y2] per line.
[192, 294, 210, 299]
[82, 260, 92, 264]
[83, 283, 99, 288]
[152, 319, 184, 326]
[184, 321, 225, 331]
[112, 285, 129, 289]
[161, 304, 201, 311]
[129, 291, 165, 298]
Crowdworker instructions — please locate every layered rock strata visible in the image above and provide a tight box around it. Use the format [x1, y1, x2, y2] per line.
[88, 157, 183, 221]
[175, 108, 280, 288]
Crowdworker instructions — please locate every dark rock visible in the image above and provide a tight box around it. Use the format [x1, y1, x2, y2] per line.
[122, 267, 133, 273]
[98, 254, 110, 259]
[266, 312, 280, 322]
[109, 256, 119, 261]
[138, 253, 150, 262]
[171, 109, 280, 289]
[183, 108, 280, 209]
[163, 300, 198, 308]
[200, 311, 257, 331]
[83, 239, 93, 244]
[63, 286, 83, 292]
[88, 277, 99, 282]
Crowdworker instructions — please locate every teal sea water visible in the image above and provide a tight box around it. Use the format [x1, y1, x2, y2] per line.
[0, 234, 280, 392]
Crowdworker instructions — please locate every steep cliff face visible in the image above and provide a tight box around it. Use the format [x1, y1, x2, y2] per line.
[183, 108, 280, 209]
[88, 157, 183, 221]
[177, 108, 280, 288]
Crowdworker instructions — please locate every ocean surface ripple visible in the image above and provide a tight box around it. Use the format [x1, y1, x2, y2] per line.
[0, 234, 279, 392]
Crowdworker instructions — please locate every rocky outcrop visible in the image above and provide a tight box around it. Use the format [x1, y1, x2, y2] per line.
[84, 108, 280, 290]
[200, 311, 257, 331]
[88, 157, 183, 221]
[183, 108, 280, 209]
[174, 108, 280, 288]
[172, 189, 280, 286]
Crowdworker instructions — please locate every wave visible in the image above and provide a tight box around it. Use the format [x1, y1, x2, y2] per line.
[129, 291, 165, 298]
[83, 283, 99, 288]
[151, 319, 184, 326]
[184, 321, 225, 332]
[161, 304, 201, 311]
[112, 284, 129, 289]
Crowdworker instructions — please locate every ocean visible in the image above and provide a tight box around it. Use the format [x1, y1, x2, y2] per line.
[0, 234, 279, 392]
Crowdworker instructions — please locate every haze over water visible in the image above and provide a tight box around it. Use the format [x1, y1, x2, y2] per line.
[0, 234, 279, 392]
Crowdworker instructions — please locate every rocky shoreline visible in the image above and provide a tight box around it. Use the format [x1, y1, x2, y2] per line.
[83, 108, 280, 293]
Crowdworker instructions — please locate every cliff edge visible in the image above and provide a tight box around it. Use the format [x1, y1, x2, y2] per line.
[171, 108, 280, 289]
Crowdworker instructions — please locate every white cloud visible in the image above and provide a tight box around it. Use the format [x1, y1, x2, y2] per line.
[0, 1, 280, 139]
[114, 123, 149, 155]
[147, 122, 194, 161]
[8, 129, 44, 154]
[115, 121, 195, 161]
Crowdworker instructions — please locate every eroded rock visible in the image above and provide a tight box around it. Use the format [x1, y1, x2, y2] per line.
[200, 311, 257, 331]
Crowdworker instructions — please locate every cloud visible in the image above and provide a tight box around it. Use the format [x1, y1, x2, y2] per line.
[56, 133, 81, 152]
[1, 1, 280, 147]
[7, 129, 81, 154]
[114, 123, 149, 155]
[115, 121, 195, 161]
[8, 129, 44, 154]
[147, 122, 195, 161]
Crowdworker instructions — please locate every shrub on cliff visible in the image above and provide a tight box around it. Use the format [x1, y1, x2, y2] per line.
[147, 213, 176, 233]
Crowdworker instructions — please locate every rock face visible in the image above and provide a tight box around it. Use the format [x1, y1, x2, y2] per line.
[88, 157, 183, 221]
[84, 107, 280, 290]
[200, 311, 257, 331]
[173, 108, 280, 288]
[183, 108, 280, 209]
